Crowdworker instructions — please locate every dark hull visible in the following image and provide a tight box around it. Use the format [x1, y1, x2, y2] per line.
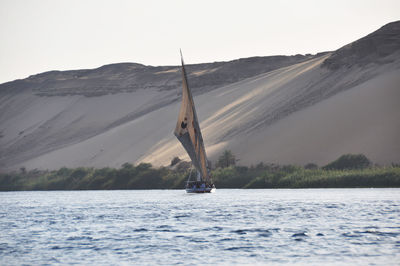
[186, 187, 216, 193]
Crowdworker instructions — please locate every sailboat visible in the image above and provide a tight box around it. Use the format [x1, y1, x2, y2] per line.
[174, 51, 216, 193]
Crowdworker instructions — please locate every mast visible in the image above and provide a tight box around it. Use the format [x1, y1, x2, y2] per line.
[174, 50, 210, 182]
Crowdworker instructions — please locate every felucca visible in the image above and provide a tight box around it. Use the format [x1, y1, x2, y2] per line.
[174, 51, 216, 193]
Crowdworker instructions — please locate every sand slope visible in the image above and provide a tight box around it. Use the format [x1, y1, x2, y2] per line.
[2, 53, 398, 170]
[1, 21, 399, 171]
[232, 69, 400, 165]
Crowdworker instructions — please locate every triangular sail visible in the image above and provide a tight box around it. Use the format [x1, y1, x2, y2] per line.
[174, 51, 210, 182]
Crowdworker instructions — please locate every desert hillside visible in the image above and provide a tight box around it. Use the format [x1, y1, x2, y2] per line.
[0, 21, 399, 171]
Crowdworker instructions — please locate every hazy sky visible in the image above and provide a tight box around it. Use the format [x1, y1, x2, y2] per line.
[0, 0, 399, 84]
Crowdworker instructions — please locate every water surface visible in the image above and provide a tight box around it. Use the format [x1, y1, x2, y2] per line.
[1, 189, 399, 265]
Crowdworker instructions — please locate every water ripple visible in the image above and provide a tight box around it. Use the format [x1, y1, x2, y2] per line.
[1, 189, 399, 265]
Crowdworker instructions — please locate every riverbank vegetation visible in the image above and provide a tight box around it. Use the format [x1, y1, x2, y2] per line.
[1, 153, 399, 191]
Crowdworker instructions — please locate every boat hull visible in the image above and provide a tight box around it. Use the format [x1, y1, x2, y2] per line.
[186, 187, 216, 193]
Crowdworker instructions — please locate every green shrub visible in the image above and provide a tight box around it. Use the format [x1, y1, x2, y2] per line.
[323, 154, 371, 170]
[1, 154, 399, 190]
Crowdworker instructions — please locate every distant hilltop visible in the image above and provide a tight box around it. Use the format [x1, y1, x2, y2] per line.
[1, 54, 318, 97]
[323, 20, 400, 69]
[0, 20, 399, 171]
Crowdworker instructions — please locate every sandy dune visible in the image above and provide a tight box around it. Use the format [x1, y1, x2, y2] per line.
[2, 53, 398, 171]
[232, 69, 400, 166]
[141, 55, 400, 167]
[0, 21, 399, 171]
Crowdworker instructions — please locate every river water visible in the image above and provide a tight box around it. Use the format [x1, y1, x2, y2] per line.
[1, 189, 399, 265]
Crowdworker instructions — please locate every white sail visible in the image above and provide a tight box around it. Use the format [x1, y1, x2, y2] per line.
[174, 51, 210, 182]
